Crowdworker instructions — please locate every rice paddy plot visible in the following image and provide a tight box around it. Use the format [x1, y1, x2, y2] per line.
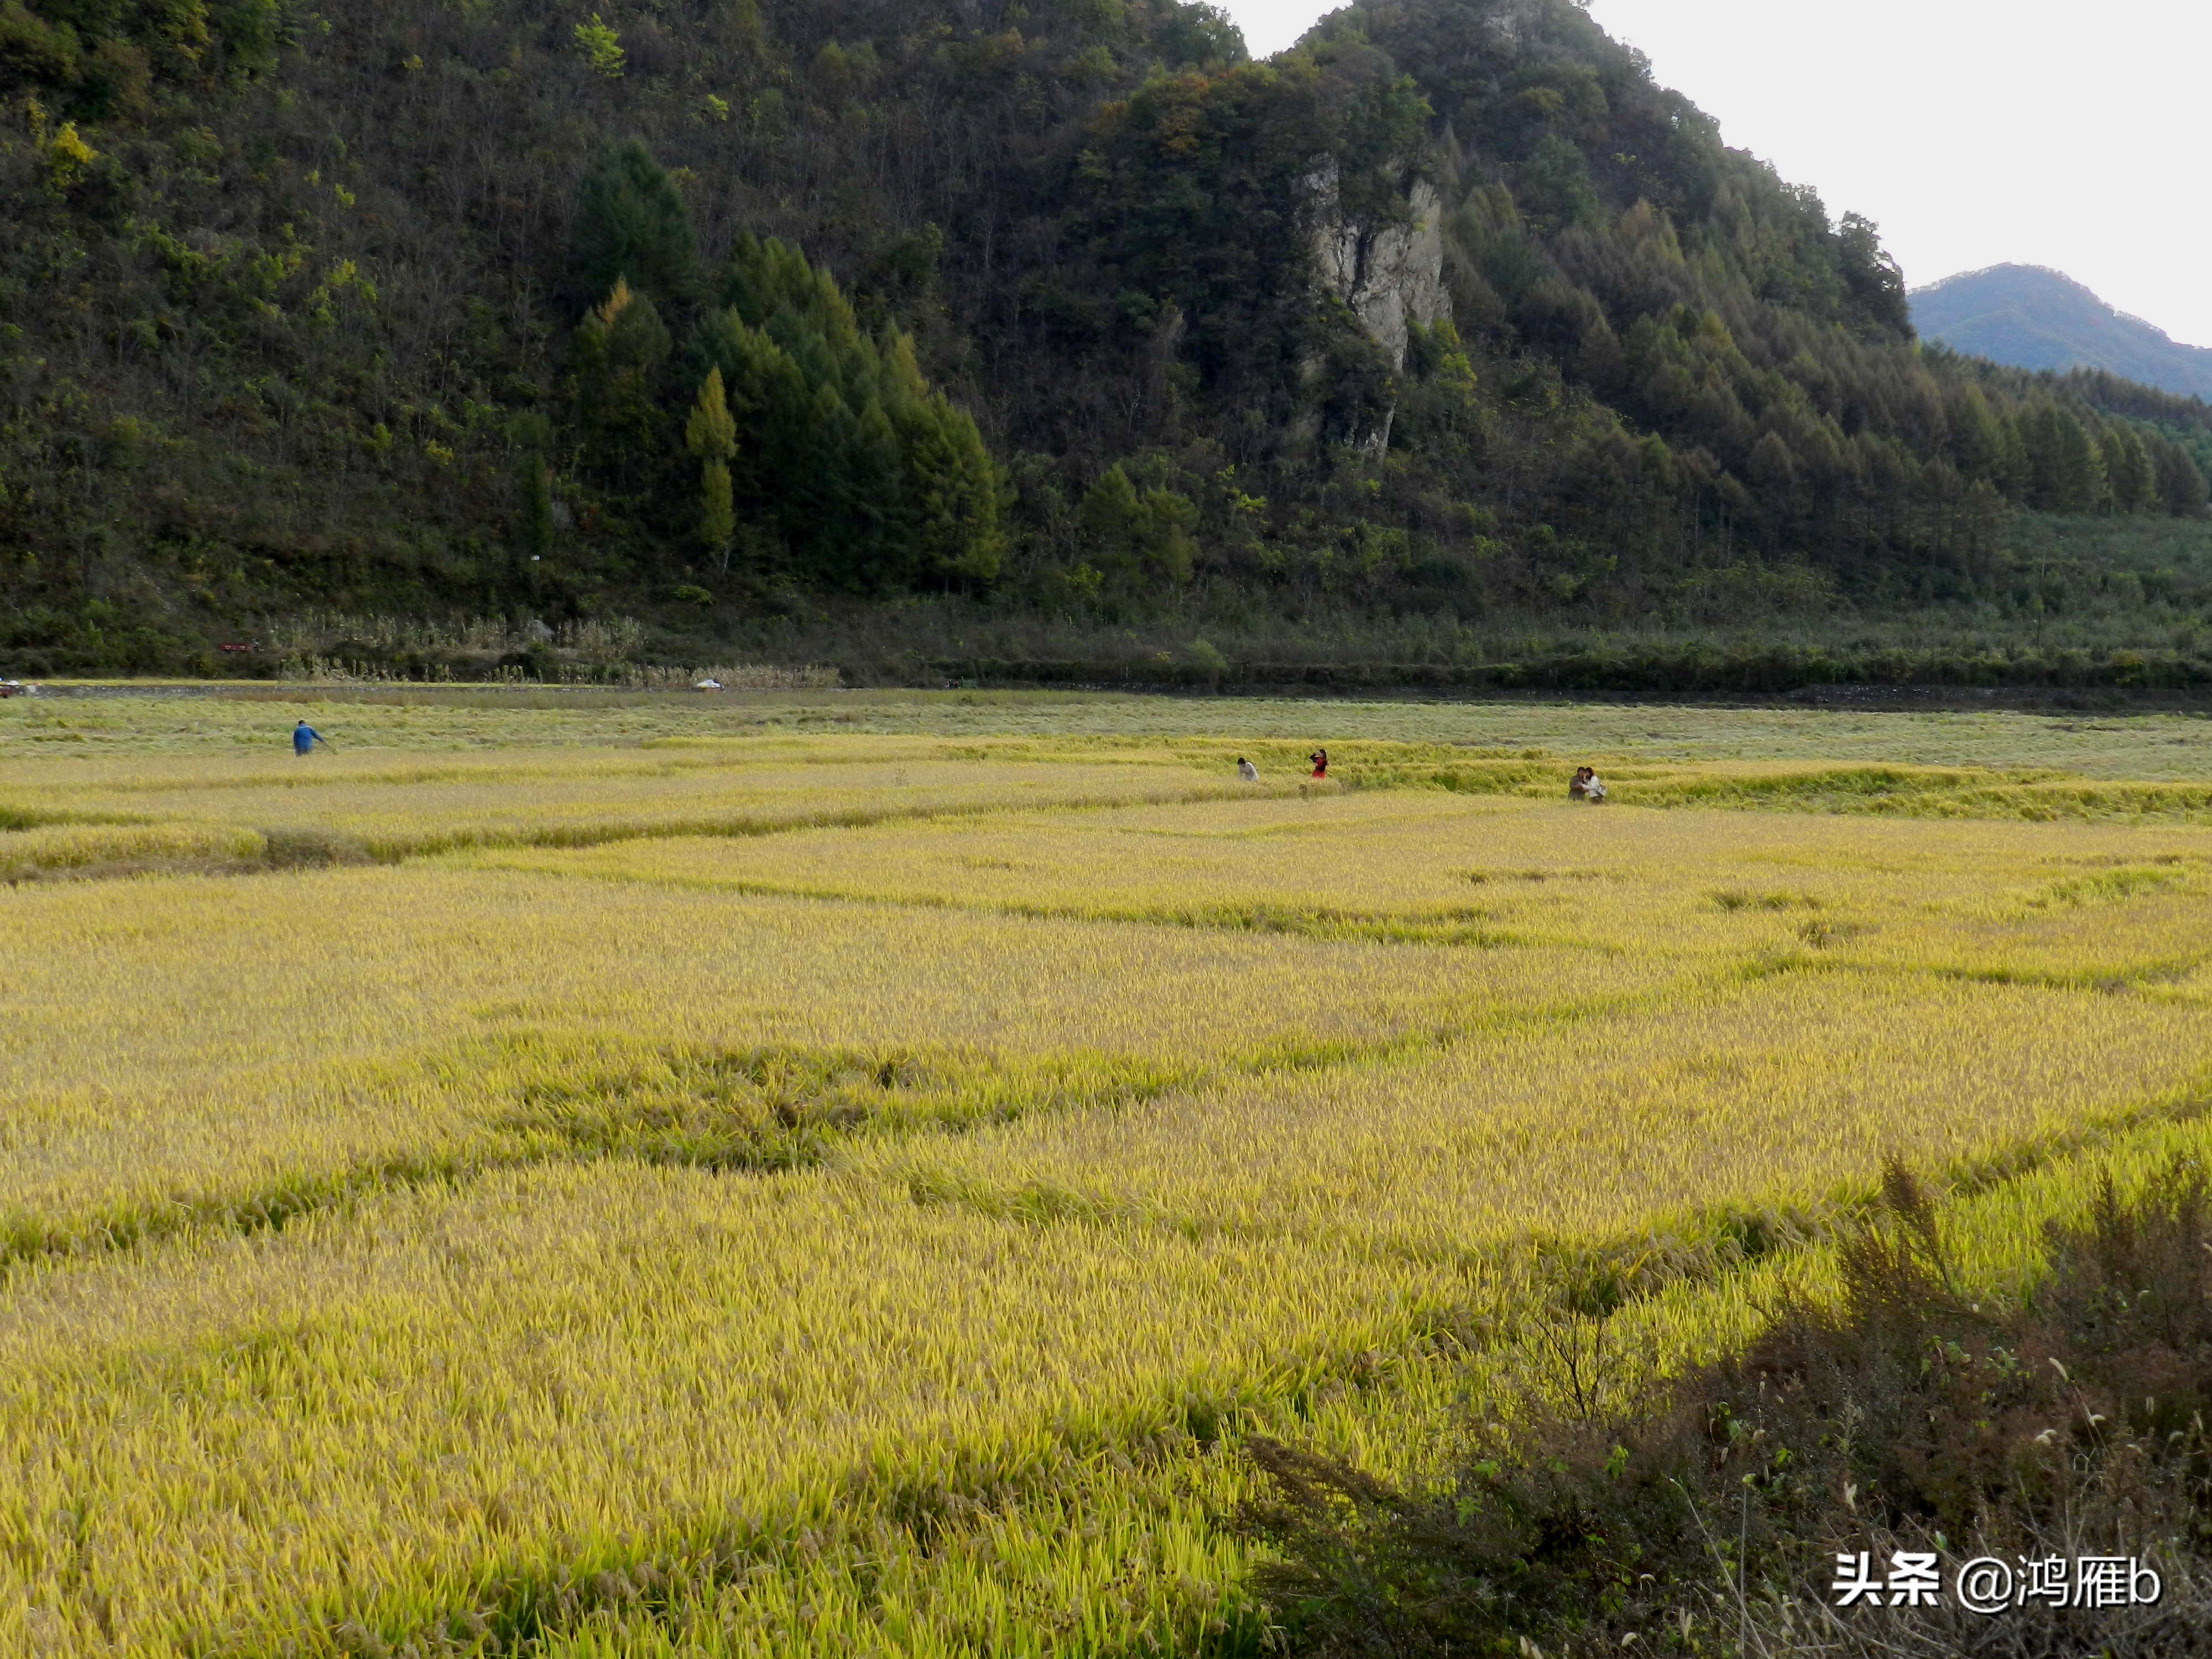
[525, 1103, 2212, 1659]
[460, 791, 2212, 982]
[0, 739, 1261, 863]
[873, 965, 2212, 1262]
[0, 863, 1662, 1256]
[17, 686, 2212, 780]
[0, 1162, 1453, 1658]
[6, 689, 2212, 1657]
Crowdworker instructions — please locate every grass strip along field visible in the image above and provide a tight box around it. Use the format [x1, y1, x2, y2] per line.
[6, 690, 2212, 1655]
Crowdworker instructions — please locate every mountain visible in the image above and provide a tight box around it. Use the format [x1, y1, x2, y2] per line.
[1912, 265, 2212, 403]
[0, 0, 2206, 677]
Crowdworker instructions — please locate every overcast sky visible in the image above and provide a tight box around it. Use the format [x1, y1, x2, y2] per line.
[1218, 0, 2212, 347]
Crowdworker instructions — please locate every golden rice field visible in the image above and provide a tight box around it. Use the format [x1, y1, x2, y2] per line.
[7, 685, 2212, 1656]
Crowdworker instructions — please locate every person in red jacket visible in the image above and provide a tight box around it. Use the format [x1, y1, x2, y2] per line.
[1309, 747, 1328, 779]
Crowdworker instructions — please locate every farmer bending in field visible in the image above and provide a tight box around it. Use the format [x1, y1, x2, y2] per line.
[1309, 748, 1328, 779]
[293, 720, 329, 756]
[1569, 765, 1606, 802]
[1237, 756, 1259, 781]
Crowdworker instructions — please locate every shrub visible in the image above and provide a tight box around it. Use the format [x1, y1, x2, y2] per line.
[1248, 1159, 2212, 1656]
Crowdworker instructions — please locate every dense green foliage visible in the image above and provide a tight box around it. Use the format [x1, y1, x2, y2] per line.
[0, 0, 2206, 674]
[697, 233, 1005, 589]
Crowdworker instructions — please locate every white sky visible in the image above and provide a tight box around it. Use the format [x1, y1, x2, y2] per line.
[1219, 0, 2212, 347]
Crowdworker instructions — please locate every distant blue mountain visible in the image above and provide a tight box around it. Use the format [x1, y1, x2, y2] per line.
[1911, 265, 2212, 401]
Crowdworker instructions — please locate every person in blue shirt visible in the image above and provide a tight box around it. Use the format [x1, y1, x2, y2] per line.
[293, 721, 328, 755]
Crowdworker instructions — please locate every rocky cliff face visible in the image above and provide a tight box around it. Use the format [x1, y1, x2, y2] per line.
[1310, 162, 1452, 446]
[1312, 171, 1453, 373]
[1481, 0, 1558, 50]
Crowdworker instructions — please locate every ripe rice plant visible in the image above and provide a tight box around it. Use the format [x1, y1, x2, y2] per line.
[4, 691, 2212, 1656]
[14, 685, 2212, 779]
[0, 821, 269, 883]
[875, 967, 2212, 1262]
[517, 1107, 2212, 1659]
[0, 743, 1267, 865]
[0, 1161, 1457, 1656]
[461, 790, 2212, 983]
[2, 864, 1669, 1257]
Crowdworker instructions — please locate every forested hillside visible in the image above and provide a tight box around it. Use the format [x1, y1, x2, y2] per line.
[1913, 265, 2212, 403]
[0, 0, 2208, 678]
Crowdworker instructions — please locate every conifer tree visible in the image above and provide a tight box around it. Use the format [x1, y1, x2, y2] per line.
[2020, 405, 2106, 514]
[1944, 385, 2005, 484]
[684, 368, 738, 569]
[904, 390, 1006, 586]
[2148, 433, 2212, 517]
[1746, 431, 1800, 528]
[1078, 463, 1144, 572]
[1077, 463, 1192, 587]
[693, 235, 1003, 590]
[2099, 425, 2156, 515]
[569, 140, 696, 305]
[574, 280, 672, 478]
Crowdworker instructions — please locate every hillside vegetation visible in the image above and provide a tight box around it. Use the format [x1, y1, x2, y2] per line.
[1, 0, 2210, 678]
[1914, 263, 2212, 402]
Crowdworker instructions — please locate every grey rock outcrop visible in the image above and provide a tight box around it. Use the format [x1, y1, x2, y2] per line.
[1308, 159, 1452, 447]
[1482, 0, 1557, 51]
[1310, 166, 1452, 373]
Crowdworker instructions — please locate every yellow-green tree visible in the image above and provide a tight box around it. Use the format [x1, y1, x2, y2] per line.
[573, 13, 625, 77]
[684, 367, 738, 570]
